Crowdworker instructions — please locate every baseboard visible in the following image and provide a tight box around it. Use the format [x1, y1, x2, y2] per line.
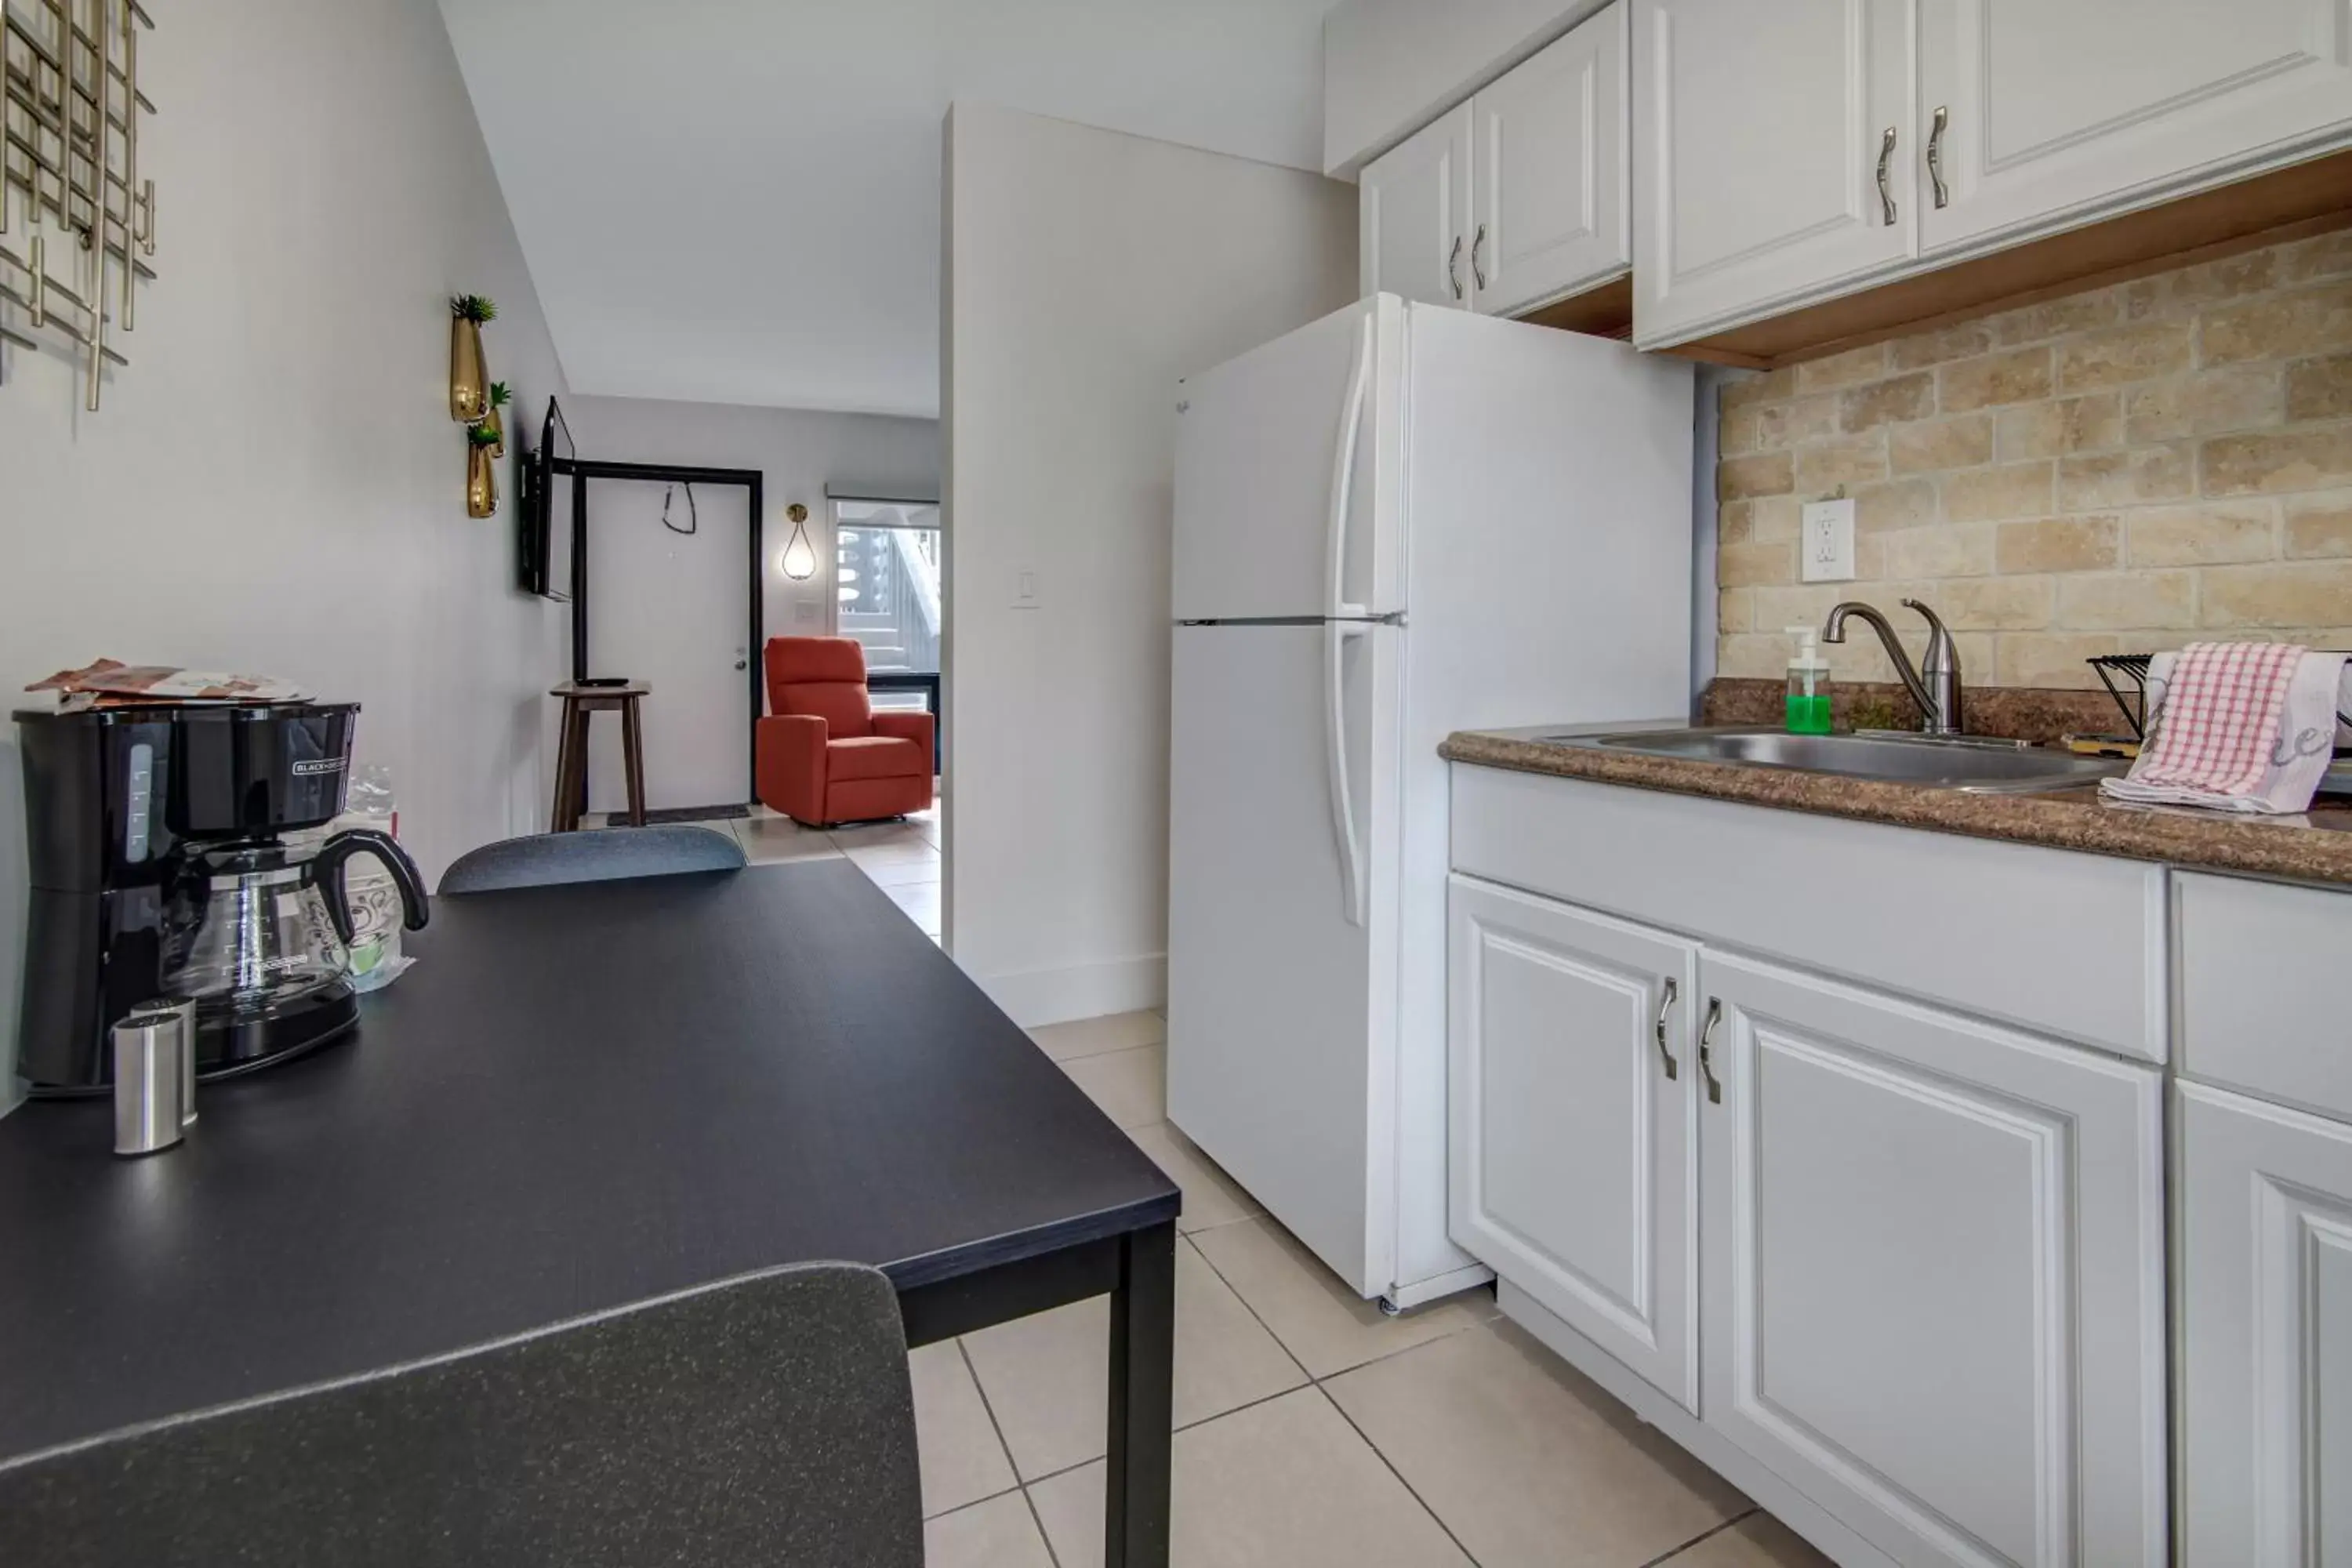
[975, 953, 1166, 1029]
[1495, 1280, 1896, 1568]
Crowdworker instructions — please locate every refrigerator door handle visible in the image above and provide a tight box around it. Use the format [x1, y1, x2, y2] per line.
[1325, 621, 1369, 927]
[1323, 310, 1374, 622]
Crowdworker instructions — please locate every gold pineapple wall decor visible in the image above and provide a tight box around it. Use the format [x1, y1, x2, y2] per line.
[2, 0, 158, 412]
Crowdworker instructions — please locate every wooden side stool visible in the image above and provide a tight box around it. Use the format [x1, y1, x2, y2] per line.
[550, 681, 650, 832]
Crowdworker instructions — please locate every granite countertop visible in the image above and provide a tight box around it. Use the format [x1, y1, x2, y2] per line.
[1442, 724, 2352, 888]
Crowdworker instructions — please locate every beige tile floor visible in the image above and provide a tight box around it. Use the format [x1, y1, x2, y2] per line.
[921, 1011, 1838, 1568]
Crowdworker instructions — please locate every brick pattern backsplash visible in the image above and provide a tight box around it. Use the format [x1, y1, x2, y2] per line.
[1716, 228, 2352, 690]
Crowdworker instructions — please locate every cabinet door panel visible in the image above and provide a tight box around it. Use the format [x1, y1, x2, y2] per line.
[1921, 0, 2352, 253]
[1360, 106, 1472, 309]
[1700, 953, 2167, 1568]
[2179, 1080, 2352, 1566]
[1472, 2, 1630, 318]
[1449, 877, 1699, 1410]
[1632, 0, 1915, 346]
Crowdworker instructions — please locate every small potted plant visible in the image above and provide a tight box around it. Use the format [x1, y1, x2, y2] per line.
[483, 381, 512, 458]
[466, 421, 502, 518]
[449, 295, 496, 422]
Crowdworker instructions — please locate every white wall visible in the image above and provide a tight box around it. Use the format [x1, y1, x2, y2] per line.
[1323, 0, 1610, 174]
[943, 104, 1358, 1025]
[0, 0, 569, 1109]
[560, 396, 941, 642]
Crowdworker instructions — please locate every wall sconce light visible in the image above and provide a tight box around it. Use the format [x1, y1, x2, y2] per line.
[779, 503, 817, 581]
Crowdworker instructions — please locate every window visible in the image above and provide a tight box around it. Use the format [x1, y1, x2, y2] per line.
[832, 499, 940, 699]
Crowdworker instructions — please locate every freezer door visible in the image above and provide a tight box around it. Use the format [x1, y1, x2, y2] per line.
[1172, 296, 1405, 622]
[1167, 622, 1403, 1297]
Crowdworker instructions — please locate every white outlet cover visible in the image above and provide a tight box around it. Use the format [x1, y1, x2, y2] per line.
[1801, 498, 1857, 583]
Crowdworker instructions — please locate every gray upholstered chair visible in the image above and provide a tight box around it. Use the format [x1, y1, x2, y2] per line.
[0, 1261, 923, 1567]
[439, 823, 746, 896]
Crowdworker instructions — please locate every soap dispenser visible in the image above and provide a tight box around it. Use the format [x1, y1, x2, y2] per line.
[1784, 626, 1833, 735]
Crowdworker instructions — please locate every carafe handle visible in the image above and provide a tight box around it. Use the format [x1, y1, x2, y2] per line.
[314, 828, 430, 945]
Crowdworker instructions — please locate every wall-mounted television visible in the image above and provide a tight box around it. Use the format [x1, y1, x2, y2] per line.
[517, 397, 575, 601]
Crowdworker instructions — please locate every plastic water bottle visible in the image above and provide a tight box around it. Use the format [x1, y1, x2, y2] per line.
[341, 764, 407, 992]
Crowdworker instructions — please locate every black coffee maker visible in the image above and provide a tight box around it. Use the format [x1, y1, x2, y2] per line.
[15, 701, 429, 1091]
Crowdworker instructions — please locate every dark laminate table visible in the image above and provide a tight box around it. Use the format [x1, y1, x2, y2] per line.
[0, 860, 1179, 1566]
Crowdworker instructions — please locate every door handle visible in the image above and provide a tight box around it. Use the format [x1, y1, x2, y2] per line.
[733, 646, 749, 671]
[1697, 998, 1724, 1105]
[1324, 622, 1369, 927]
[1471, 223, 1489, 292]
[1447, 235, 1465, 300]
[1653, 977, 1679, 1081]
[1875, 125, 1899, 227]
[1927, 106, 1950, 209]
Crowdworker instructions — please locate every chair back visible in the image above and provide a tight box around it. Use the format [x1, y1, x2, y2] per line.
[766, 637, 873, 737]
[0, 1261, 923, 1567]
[440, 824, 746, 896]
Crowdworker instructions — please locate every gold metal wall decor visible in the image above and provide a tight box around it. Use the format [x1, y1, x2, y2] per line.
[465, 422, 499, 519]
[2, 0, 158, 412]
[449, 294, 493, 421]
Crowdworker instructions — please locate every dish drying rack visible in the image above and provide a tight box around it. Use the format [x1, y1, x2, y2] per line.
[2089, 652, 2352, 753]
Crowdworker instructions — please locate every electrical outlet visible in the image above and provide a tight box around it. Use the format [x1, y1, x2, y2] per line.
[1801, 499, 1856, 583]
[793, 600, 818, 623]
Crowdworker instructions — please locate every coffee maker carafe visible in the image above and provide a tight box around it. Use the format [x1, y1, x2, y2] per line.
[15, 701, 430, 1091]
[160, 829, 426, 1068]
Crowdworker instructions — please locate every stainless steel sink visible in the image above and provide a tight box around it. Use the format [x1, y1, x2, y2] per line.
[1540, 728, 2129, 794]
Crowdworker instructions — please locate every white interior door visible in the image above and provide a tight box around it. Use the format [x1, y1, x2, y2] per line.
[1448, 878, 1699, 1410]
[1700, 952, 2169, 1568]
[586, 481, 751, 812]
[1167, 622, 1400, 1296]
[1920, 0, 2352, 256]
[1472, 2, 1631, 318]
[1173, 297, 1402, 622]
[1360, 107, 1474, 310]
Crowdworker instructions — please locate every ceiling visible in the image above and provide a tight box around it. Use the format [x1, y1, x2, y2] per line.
[439, 0, 1339, 420]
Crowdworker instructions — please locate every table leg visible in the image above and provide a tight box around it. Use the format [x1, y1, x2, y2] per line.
[1104, 1221, 1174, 1568]
[620, 697, 648, 828]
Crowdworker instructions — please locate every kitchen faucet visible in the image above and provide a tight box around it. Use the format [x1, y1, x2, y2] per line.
[1821, 598, 1965, 736]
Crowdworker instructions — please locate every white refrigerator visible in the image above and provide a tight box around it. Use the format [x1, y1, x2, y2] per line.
[1167, 294, 1696, 1308]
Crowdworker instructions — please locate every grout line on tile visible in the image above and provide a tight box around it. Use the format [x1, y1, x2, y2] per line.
[953, 1337, 1025, 1512]
[1019, 1484, 1066, 1568]
[1180, 1230, 1316, 1388]
[1313, 1383, 1485, 1568]
[1633, 1508, 1761, 1568]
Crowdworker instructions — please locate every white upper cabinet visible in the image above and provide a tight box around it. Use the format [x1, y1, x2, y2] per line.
[1471, 2, 1632, 316]
[1919, 0, 2352, 256]
[1632, 0, 1917, 347]
[2178, 1080, 2352, 1567]
[1361, 105, 1475, 309]
[1699, 952, 2169, 1568]
[1448, 877, 1698, 1410]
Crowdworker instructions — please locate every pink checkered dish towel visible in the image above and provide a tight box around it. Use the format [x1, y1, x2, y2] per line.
[2102, 642, 2349, 815]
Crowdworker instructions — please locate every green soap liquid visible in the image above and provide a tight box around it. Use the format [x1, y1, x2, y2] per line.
[1785, 693, 1833, 735]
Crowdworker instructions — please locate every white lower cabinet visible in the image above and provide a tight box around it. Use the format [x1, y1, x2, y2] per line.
[1700, 951, 2168, 1568]
[2178, 1080, 2352, 1566]
[1447, 873, 2171, 1566]
[1447, 877, 1698, 1410]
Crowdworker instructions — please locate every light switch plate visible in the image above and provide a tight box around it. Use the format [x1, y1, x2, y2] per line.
[1012, 568, 1041, 611]
[1801, 499, 1856, 583]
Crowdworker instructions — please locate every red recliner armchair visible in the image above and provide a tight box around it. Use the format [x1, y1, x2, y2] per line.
[757, 637, 935, 827]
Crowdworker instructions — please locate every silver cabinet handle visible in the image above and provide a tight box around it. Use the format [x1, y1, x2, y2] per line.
[1697, 998, 1724, 1105]
[1472, 223, 1489, 292]
[1875, 125, 1898, 227]
[1447, 235, 1465, 300]
[1927, 105, 1950, 209]
[1653, 978, 1680, 1081]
